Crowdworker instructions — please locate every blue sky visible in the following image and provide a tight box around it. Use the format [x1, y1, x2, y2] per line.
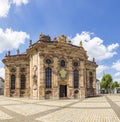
[0, 0, 120, 82]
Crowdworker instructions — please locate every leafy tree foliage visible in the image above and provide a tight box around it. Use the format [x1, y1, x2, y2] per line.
[100, 74, 112, 91]
[110, 81, 119, 90]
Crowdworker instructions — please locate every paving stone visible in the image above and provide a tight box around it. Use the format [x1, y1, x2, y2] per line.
[3, 104, 58, 116]
[36, 108, 119, 122]
[0, 110, 13, 120]
[0, 95, 120, 122]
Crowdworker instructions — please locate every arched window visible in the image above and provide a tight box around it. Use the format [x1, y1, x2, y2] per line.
[89, 72, 93, 87]
[73, 70, 79, 88]
[21, 74, 26, 90]
[89, 77, 93, 87]
[60, 60, 65, 67]
[11, 74, 16, 90]
[45, 67, 52, 88]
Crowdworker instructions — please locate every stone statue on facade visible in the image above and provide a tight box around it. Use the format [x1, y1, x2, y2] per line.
[58, 35, 66, 43]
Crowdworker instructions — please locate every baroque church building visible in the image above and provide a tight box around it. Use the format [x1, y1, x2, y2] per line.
[2, 33, 98, 99]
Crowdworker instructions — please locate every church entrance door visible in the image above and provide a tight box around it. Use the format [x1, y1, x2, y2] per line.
[59, 85, 67, 98]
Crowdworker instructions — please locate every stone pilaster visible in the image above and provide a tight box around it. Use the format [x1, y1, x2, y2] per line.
[79, 61, 86, 98]
[25, 66, 30, 97]
[84, 69, 87, 97]
[93, 70, 97, 95]
[39, 55, 45, 99]
[52, 57, 59, 99]
[38, 52, 40, 99]
[30, 55, 33, 98]
[67, 58, 73, 98]
[15, 67, 20, 97]
[4, 66, 10, 96]
[79, 69, 85, 98]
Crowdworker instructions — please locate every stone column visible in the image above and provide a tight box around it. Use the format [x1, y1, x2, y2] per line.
[39, 55, 45, 99]
[4, 66, 10, 97]
[26, 66, 30, 97]
[68, 59, 73, 98]
[38, 52, 40, 99]
[30, 55, 33, 98]
[79, 68, 84, 98]
[84, 69, 87, 97]
[93, 70, 97, 96]
[79, 61, 86, 98]
[52, 57, 59, 99]
[15, 67, 20, 97]
[32, 54, 38, 100]
[79, 68, 84, 87]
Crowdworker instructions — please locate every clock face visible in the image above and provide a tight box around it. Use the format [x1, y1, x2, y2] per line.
[59, 69, 67, 78]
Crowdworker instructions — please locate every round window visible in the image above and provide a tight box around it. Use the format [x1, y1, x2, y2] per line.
[46, 59, 51, 64]
[11, 68, 16, 72]
[73, 62, 78, 67]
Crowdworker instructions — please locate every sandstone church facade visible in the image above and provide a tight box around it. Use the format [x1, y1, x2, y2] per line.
[2, 34, 98, 99]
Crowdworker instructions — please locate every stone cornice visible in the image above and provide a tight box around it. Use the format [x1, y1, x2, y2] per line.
[2, 54, 29, 64]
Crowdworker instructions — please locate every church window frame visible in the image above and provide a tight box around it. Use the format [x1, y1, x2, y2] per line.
[46, 59, 52, 64]
[10, 68, 16, 73]
[45, 67, 52, 88]
[60, 60, 66, 67]
[73, 62, 79, 67]
[89, 71, 93, 87]
[73, 69, 79, 88]
[20, 74, 26, 90]
[11, 74, 16, 90]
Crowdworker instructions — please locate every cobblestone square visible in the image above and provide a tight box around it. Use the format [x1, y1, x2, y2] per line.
[0, 95, 120, 122]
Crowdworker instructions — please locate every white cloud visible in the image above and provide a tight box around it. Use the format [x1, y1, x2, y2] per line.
[72, 32, 119, 61]
[114, 72, 120, 77]
[0, 67, 5, 79]
[96, 65, 109, 76]
[107, 44, 119, 52]
[112, 60, 120, 71]
[12, 0, 28, 6]
[0, 0, 29, 18]
[0, 0, 10, 17]
[0, 28, 29, 53]
[114, 78, 120, 83]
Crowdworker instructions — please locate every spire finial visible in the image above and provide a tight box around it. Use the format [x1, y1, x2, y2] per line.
[80, 40, 82, 47]
[29, 40, 32, 47]
[40, 32, 43, 39]
[17, 49, 20, 54]
[93, 57, 95, 62]
[8, 51, 10, 56]
[54, 36, 57, 42]
[68, 38, 71, 44]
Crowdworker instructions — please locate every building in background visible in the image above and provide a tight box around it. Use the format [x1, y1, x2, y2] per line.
[96, 79, 100, 95]
[2, 34, 98, 99]
[0, 77, 4, 95]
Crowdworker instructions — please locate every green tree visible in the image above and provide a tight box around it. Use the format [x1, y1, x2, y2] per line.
[100, 74, 113, 92]
[110, 82, 115, 90]
[112, 81, 119, 89]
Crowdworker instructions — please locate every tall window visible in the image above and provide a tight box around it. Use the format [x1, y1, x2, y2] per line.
[11, 74, 16, 90]
[60, 60, 65, 67]
[45, 67, 52, 88]
[21, 74, 26, 90]
[74, 70, 79, 88]
[89, 72, 93, 87]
